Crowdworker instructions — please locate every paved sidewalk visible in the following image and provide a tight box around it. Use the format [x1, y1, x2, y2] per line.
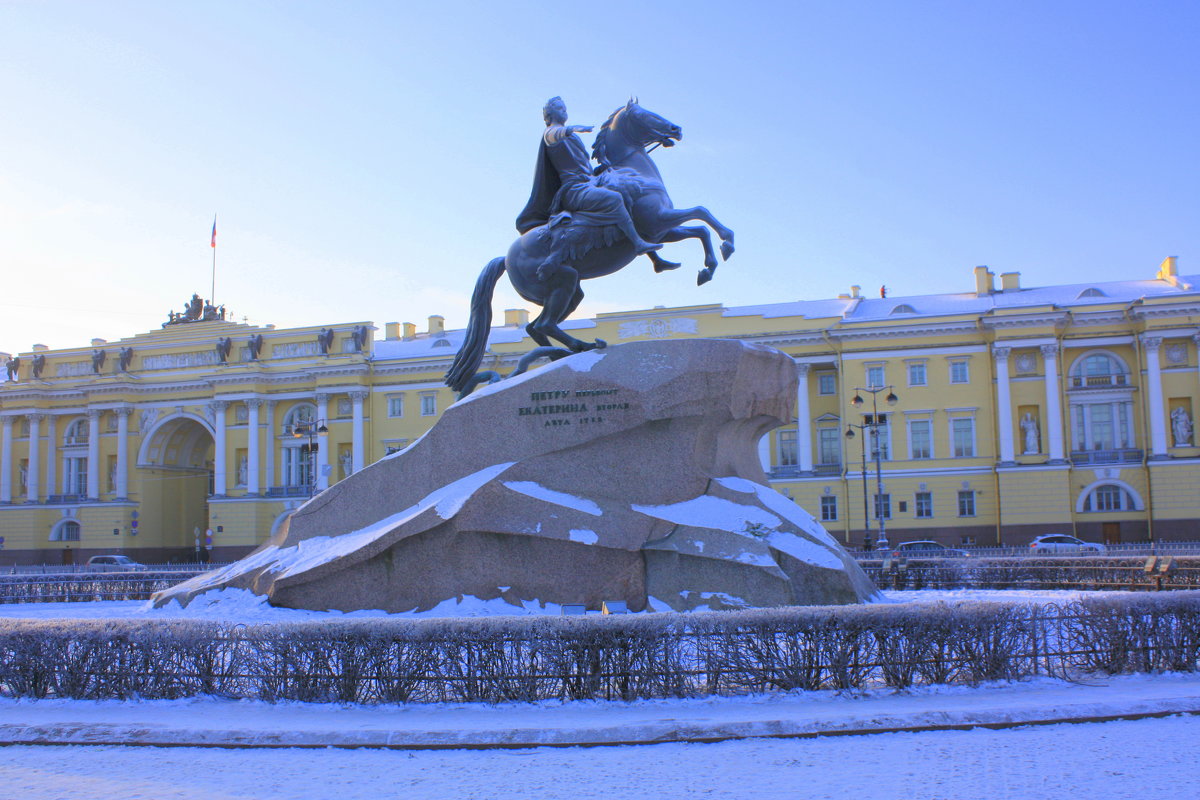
[3, 673, 1199, 749]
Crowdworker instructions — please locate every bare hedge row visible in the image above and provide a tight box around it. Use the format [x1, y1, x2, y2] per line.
[861, 556, 1200, 591]
[2, 593, 1198, 704]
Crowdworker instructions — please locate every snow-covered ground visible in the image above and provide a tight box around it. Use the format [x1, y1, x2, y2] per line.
[1, 676, 1197, 800]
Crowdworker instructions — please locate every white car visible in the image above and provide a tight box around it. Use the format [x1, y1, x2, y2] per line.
[1028, 534, 1106, 554]
[84, 555, 149, 572]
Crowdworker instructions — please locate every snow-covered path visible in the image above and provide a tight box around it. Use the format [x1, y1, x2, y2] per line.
[1, 714, 1196, 800]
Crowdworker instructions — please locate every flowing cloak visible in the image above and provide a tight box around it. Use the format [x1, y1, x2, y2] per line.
[515, 128, 631, 235]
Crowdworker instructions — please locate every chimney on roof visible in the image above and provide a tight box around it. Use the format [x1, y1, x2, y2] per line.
[427, 315, 444, 336]
[32, 344, 48, 352]
[504, 308, 530, 327]
[999, 272, 1021, 292]
[384, 322, 400, 340]
[91, 338, 107, 347]
[1157, 256, 1179, 286]
[974, 266, 994, 296]
[850, 285, 861, 299]
[402, 322, 416, 340]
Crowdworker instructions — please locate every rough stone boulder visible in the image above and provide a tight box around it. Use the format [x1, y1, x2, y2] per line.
[154, 339, 878, 612]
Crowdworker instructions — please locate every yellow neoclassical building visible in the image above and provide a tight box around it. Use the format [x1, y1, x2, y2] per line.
[1, 257, 1197, 565]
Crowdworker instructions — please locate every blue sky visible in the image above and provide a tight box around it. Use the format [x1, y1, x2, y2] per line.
[1, 1, 1196, 351]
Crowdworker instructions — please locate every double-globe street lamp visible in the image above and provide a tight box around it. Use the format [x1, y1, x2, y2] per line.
[292, 418, 328, 497]
[845, 386, 898, 550]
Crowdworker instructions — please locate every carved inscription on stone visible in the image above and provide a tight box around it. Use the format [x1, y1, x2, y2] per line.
[54, 361, 95, 377]
[617, 317, 698, 340]
[517, 388, 631, 428]
[272, 342, 321, 359]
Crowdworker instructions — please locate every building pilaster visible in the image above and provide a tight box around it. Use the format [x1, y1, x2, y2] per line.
[993, 347, 1015, 463]
[1040, 345, 1065, 461]
[1142, 336, 1168, 457]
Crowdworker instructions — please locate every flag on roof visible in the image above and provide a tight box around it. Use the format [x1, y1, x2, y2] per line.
[210, 216, 217, 248]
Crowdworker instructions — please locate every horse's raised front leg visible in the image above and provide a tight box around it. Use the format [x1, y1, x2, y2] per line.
[659, 225, 719, 285]
[526, 267, 605, 352]
[656, 205, 735, 263]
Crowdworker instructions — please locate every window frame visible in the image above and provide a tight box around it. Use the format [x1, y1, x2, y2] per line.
[820, 495, 838, 522]
[957, 489, 976, 517]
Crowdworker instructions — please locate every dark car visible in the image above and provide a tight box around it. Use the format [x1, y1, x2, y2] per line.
[84, 555, 150, 572]
[892, 540, 971, 558]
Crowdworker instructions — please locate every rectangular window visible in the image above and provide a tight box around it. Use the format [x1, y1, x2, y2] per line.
[817, 427, 841, 465]
[387, 396, 404, 418]
[873, 493, 891, 520]
[907, 362, 927, 386]
[420, 392, 437, 417]
[777, 430, 798, 467]
[949, 360, 970, 384]
[865, 415, 891, 460]
[820, 495, 838, 522]
[915, 491, 933, 518]
[957, 490, 976, 517]
[65, 457, 87, 496]
[282, 448, 313, 488]
[909, 419, 932, 459]
[383, 439, 410, 456]
[817, 373, 837, 395]
[866, 365, 885, 388]
[952, 418, 975, 457]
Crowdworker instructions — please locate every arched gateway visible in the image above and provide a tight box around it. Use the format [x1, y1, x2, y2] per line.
[136, 413, 215, 554]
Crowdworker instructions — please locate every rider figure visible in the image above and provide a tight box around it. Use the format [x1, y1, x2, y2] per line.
[518, 97, 659, 281]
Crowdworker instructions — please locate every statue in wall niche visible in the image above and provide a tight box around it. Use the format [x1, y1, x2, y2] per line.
[1172, 407, 1193, 447]
[215, 337, 232, 364]
[317, 328, 335, 354]
[31, 354, 44, 379]
[444, 97, 735, 397]
[238, 455, 248, 486]
[91, 349, 106, 374]
[5, 357, 19, 382]
[247, 334, 264, 360]
[117, 347, 134, 372]
[1020, 413, 1040, 454]
[340, 450, 353, 478]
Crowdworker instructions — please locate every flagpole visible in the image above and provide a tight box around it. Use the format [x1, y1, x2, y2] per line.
[210, 215, 217, 308]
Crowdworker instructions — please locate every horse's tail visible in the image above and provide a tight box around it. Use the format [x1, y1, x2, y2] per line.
[444, 256, 507, 393]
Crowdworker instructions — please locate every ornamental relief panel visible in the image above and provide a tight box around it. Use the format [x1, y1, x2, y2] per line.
[617, 317, 699, 340]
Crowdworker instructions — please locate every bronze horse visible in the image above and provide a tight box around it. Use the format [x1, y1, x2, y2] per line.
[445, 101, 734, 394]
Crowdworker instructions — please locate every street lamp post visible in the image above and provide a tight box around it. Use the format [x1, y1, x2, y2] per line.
[846, 385, 898, 549]
[845, 421, 872, 550]
[292, 418, 328, 497]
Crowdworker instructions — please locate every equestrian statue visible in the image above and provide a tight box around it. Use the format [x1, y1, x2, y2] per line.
[445, 97, 735, 396]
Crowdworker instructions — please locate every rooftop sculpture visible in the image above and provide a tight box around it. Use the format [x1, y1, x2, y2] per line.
[445, 98, 735, 396]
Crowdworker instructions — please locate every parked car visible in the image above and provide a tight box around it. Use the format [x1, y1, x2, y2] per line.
[84, 555, 149, 572]
[892, 540, 971, 558]
[1029, 534, 1106, 554]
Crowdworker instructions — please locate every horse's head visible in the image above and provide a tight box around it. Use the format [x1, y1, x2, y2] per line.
[594, 98, 682, 167]
[622, 98, 682, 149]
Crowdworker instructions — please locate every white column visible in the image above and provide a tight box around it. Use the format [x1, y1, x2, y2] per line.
[993, 347, 1015, 462]
[315, 394, 330, 490]
[26, 414, 42, 503]
[115, 407, 130, 499]
[1194, 335, 1200, 393]
[0, 416, 13, 503]
[246, 399, 261, 495]
[758, 435, 770, 472]
[44, 416, 56, 498]
[211, 400, 228, 496]
[795, 364, 813, 472]
[350, 391, 367, 473]
[264, 400, 276, 492]
[1142, 336, 1168, 457]
[86, 409, 101, 500]
[1040, 344, 1065, 461]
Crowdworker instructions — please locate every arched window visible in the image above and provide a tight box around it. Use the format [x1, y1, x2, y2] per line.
[282, 404, 316, 436]
[1077, 287, 1107, 299]
[890, 304, 917, 315]
[1081, 484, 1136, 512]
[1070, 353, 1129, 388]
[63, 417, 89, 446]
[50, 520, 81, 541]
